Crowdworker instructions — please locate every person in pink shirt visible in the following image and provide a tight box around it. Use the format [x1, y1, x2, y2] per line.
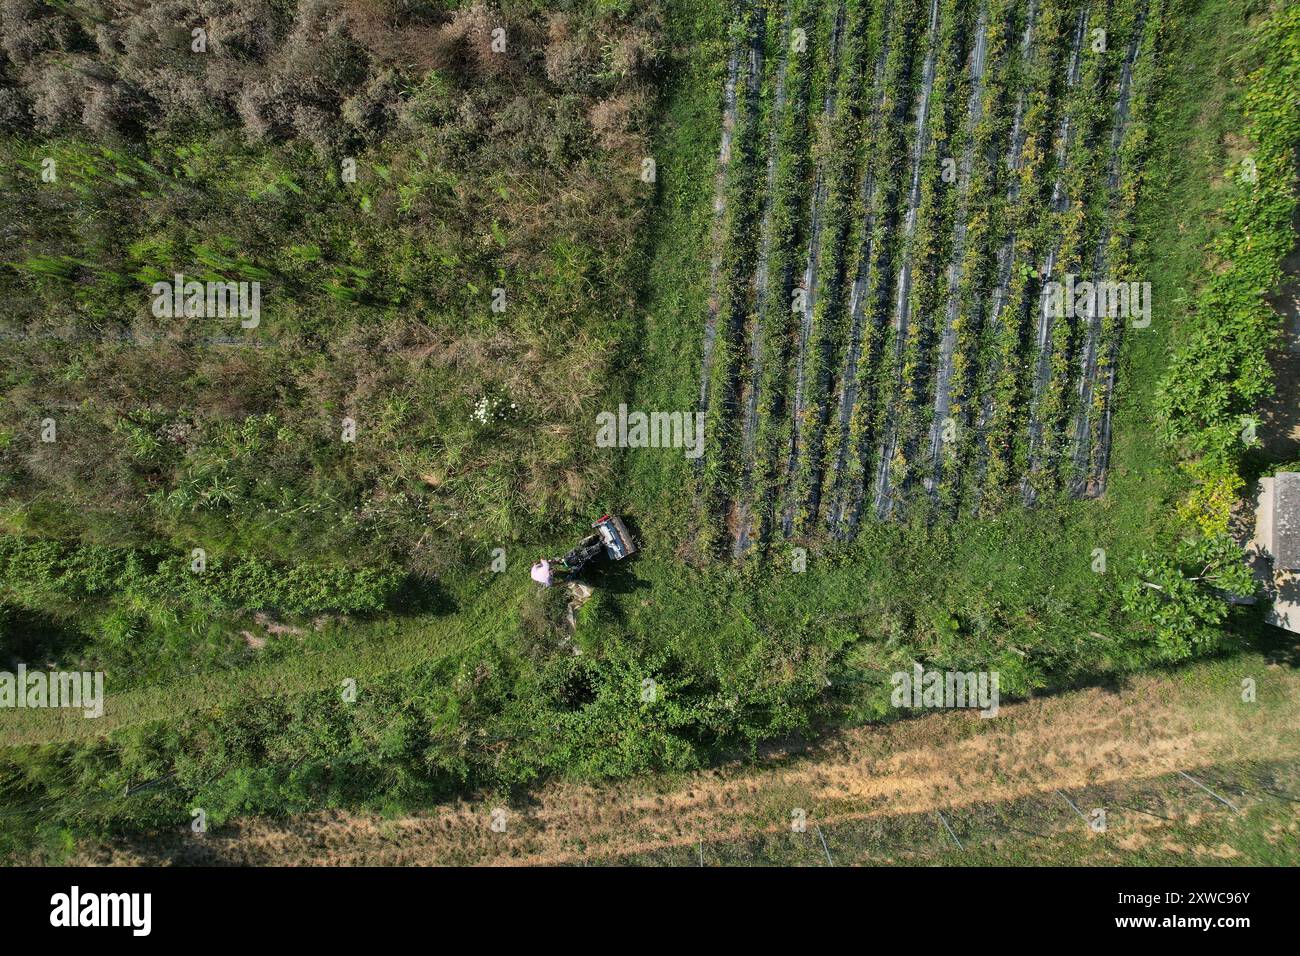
[527, 516, 636, 588]
[530, 558, 555, 587]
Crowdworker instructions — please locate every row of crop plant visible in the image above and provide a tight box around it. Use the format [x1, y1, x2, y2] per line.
[1070, 0, 1165, 497]
[698, 0, 1167, 552]
[1058, 0, 1141, 495]
[696, 0, 768, 555]
[733, 0, 798, 557]
[865, 0, 947, 521]
[904, 0, 1003, 515]
[931, 0, 1034, 511]
[918, 0, 994, 509]
[827, 0, 932, 536]
[973, 0, 1079, 501]
[878, 0, 977, 520]
[961, 0, 1051, 504]
[1018, 0, 1104, 503]
[742, 0, 842, 553]
[1023, 0, 1156, 505]
[777, 0, 850, 537]
[806, 0, 932, 537]
[819, 0, 902, 534]
[747, 0, 828, 551]
[783, 0, 883, 535]
[932, 0, 1157, 515]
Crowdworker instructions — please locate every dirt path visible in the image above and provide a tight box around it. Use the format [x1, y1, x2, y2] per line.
[76, 659, 1300, 866]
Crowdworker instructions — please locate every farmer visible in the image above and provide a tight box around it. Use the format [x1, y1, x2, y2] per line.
[530, 557, 557, 588]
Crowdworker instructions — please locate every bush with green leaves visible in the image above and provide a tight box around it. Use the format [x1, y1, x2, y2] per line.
[1120, 535, 1257, 662]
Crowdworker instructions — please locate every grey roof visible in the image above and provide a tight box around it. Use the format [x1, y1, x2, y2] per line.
[1274, 472, 1300, 570]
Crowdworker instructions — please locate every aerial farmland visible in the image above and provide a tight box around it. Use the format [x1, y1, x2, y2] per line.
[694, 0, 1161, 554]
[0, 0, 1296, 882]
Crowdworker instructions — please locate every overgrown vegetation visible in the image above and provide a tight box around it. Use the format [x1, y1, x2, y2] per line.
[1155, 1, 1300, 536]
[1, 0, 662, 571]
[0, 535, 406, 683]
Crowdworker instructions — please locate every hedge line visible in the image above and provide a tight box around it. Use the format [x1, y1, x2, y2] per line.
[1155, 5, 1300, 535]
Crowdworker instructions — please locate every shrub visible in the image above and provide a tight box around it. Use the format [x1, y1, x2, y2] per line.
[0, 536, 405, 617]
[1120, 536, 1257, 662]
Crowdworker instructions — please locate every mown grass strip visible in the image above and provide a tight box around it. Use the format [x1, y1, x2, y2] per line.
[0, 573, 518, 747]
